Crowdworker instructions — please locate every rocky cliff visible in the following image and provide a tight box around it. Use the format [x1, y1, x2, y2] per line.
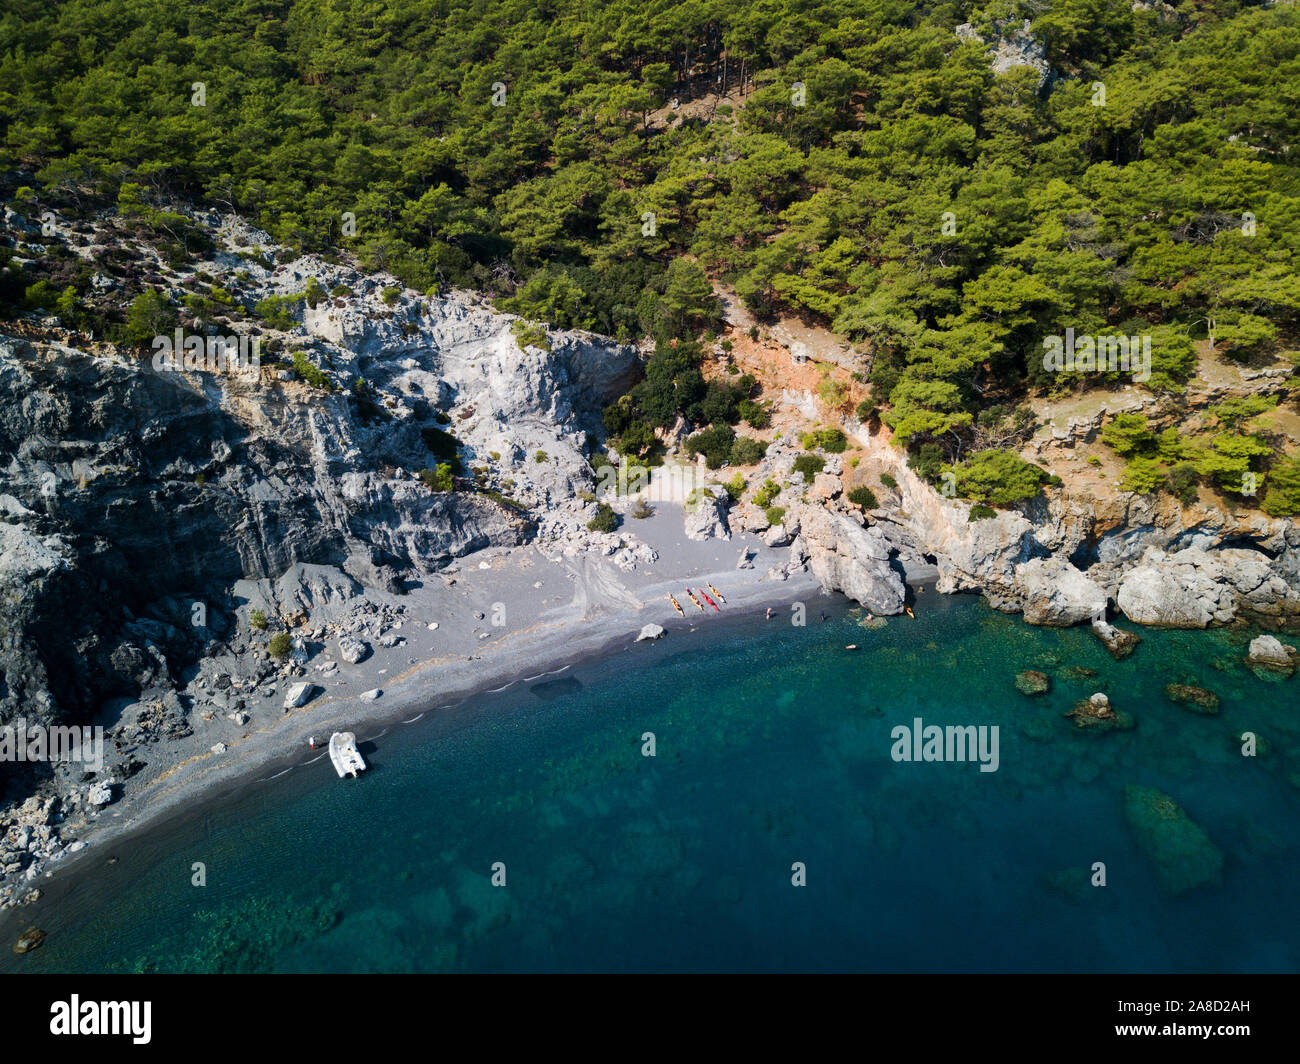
[844, 419, 1300, 629]
[0, 212, 639, 809]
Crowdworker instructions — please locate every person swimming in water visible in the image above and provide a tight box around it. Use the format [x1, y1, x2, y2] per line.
[765, 607, 773, 620]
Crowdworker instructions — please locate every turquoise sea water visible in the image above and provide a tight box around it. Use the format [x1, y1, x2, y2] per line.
[6, 593, 1299, 973]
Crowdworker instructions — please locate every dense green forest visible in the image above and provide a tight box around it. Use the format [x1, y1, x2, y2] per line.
[2, 0, 1299, 508]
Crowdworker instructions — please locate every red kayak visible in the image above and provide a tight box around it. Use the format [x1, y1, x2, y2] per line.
[698, 588, 721, 612]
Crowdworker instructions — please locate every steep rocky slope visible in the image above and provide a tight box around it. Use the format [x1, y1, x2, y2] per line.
[0, 212, 640, 811]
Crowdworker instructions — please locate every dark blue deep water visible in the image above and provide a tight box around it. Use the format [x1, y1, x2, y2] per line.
[6, 594, 1299, 972]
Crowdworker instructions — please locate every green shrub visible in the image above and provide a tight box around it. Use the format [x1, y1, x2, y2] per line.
[723, 473, 746, 502]
[124, 289, 176, 345]
[419, 463, 455, 491]
[947, 450, 1047, 505]
[291, 349, 335, 390]
[907, 443, 944, 482]
[847, 486, 877, 509]
[613, 419, 657, 459]
[1261, 457, 1300, 516]
[1121, 456, 1164, 495]
[304, 276, 328, 309]
[381, 286, 401, 306]
[879, 473, 898, 490]
[249, 609, 268, 631]
[737, 399, 770, 429]
[1168, 461, 1201, 506]
[351, 378, 390, 424]
[793, 454, 825, 479]
[534, 450, 549, 464]
[631, 498, 655, 518]
[268, 632, 292, 659]
[754, 479, 781, 508]
[685, 424, 736, 469]
[729, 436, 767, 466]
[1100, 413, 1155, 457]
[818, 428, 848, 453]
[968, 504, 997, 521]
[587, 502, 619, 532]
[765, 505, 786, 526]
[511, 320, 552, 351]
[255, 293, 303, 330]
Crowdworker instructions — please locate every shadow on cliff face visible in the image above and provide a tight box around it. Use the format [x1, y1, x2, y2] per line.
[0, 338, 531, 731]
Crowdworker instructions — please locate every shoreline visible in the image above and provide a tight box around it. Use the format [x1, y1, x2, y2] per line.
[1, 517, 829, 920]
[8, 586, 1295, 975]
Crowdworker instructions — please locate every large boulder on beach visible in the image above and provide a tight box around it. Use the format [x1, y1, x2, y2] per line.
[763, 523, 791, 548]
[1124, 785, 1223, 895]
[684, 486, 731, 541]
[636, 623, 665, 642]
[87, 781, 114, 807]
[1014, 557, 1108, 627]
[342, 547, 406, 595]
[283, 682, 319, 710]
[337, 636, 370, 665]
[801, 508, 905, 614]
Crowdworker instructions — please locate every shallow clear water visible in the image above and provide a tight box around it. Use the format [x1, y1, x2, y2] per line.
[8, 594, 1300, 972]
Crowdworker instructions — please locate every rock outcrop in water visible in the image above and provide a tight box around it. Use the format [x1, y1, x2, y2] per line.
[842, 423, 1300, 632]
[800, 508, 905, 614]
[1124, 785, 1224, 896]
[1013, 557, 1107, 627]
[1246, 635, 1298, 677]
